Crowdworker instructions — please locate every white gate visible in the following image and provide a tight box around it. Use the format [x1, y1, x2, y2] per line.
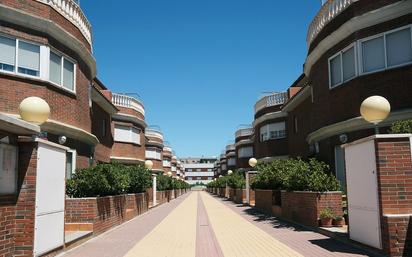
[344, 139, 382, 249]
[34, 141, 67, 256]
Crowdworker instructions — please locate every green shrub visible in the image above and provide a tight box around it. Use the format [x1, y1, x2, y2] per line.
[127, 165, 152, 193]
[156, 174, 172, 191]
[390, 120, 412, 134]
[320, 208, 334, 219]
[250, 158, 340, 192]
[227, 171, 245, 189]
[66, 163, 153, 198]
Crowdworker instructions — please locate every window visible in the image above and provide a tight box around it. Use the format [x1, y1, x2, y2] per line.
[146, 148, 161, 160]
[0, 34, 78, 92]
[238, 146, 253, 158]
[260, 122, 286, 142]
[227, 158, 236, 166]
[329, 45, 356, 88]
[18, 41, 40, 76]
[49, 50, 75, 91]
[362, 36, 385, 73]
[386, 28, 412, 67]
[66, 150, 76, 180]
[114, 125, 140, 144]
[0, 36, 16, 72]
[0, 144, 18, 195]
[361, 28, 412, 73]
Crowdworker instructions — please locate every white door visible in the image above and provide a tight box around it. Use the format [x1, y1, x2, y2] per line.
[34, 142, 67, 256]
[344, 140, 382, 249]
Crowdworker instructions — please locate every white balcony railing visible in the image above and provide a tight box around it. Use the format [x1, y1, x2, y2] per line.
[146, 127, 164, 141]
[35, 0, 92, 45]
[226, 144, 236, 152]
[254, 92, 288, 114]
[307, 0, 358, 47]
[112, 93, 145, 117]
[236, 127, 253, 138]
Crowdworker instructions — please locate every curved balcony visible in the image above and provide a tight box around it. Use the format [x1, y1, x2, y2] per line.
[35, 0, 92, 45]
[307, 0, 358, 47]
[226, 144, 236, 152]
[235, 125, 253, 139]
[146, 126, 163, 140]
[254, 92, 288, 115]
[112, 93, 145, 118]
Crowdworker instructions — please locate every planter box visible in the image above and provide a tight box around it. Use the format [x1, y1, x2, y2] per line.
[281, 191, 343, 227]
[229, 188, 236, 201]
[65, 193, 149, 235]
[218, 188, 226, 197]
[235, 189, 246, 204]
[249, 190, 255, 206]
[254, 190, 343, 227]
[255, 190, 276, 215]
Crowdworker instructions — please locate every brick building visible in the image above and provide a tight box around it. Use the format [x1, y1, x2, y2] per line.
[145, 126, 164, 174]
[110, 93, 147, 165]
[234, 125, 254, 171]
[181, 157, 217, 185]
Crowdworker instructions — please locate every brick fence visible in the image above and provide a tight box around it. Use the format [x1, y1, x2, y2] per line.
[65, 193, 149, 235]
[254, 190, 343, 227]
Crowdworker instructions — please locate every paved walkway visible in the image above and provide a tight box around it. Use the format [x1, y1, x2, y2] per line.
[59, 191, 376, 257]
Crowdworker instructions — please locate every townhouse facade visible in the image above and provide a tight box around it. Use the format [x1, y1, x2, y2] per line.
[181, 157, 217, 184]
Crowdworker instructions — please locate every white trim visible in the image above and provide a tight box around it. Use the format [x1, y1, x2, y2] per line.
[328, 43, 357, 89]
[66, 149, 76, 177]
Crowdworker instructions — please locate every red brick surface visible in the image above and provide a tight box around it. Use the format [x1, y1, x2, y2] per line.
[65, 193, 149, 235]
[255, 190, 343, 228]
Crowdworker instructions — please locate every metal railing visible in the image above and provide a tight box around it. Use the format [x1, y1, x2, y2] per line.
[254, 92, 288, 114]
[307, 0, 358, 47]
[146, 126, 164, 140]
[236, 126, 253, 138]
[35, 0, 92, 45]
[112, 93, 145, 116]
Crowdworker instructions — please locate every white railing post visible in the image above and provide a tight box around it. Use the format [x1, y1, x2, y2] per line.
[152, 174, 157, 207]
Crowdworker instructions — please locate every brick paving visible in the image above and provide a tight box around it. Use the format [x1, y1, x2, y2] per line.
[58, 191, 379, 257]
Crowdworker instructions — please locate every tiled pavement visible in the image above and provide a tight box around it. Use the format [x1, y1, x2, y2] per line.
[59, 191, 376, 257]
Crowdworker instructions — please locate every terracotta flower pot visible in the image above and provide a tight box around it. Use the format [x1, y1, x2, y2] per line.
[333, 218, 345, 227]
[320, 218, 333, 227]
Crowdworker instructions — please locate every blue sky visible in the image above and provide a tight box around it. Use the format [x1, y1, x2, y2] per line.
[81, 0, 321, 157]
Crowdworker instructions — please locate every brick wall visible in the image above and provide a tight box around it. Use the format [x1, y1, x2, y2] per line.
[255, 190, 274, 215]
[254, 190, 343, 227]
[235, 189, 246, 204]
[92, 103, 113, 164]
[1, 0, 92, 50]
[375, 138, 412, 256]
[65, 193, 149, 235]
[281, 191, 343, 227]
[382, 216, 412, 257]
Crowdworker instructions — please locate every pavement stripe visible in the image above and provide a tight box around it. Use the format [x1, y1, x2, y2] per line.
[123, 192, 198, 257]
[200, 192, 304, 257]
[196, 193, 224, 257]
[59, 193, 191, 257]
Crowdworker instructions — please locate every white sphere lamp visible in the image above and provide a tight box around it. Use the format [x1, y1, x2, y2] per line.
[19, 97, 50, 125]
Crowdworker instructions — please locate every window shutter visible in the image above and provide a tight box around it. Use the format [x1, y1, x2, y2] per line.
[0, 36, 15, 67]
[362, 36, 385, 73]
[18, 41, 40, 71]
[49, 51, 62, 84]
[386, 28, 412, 67]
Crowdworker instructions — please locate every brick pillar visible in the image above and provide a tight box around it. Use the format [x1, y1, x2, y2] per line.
[375, 137, 412, 257]
[13, 141, 38, 257]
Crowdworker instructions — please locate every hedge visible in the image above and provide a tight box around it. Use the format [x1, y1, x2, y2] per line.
[250, 158, 340, 192]
[66, 163, 189, 198]
[390, 120, 412, 134]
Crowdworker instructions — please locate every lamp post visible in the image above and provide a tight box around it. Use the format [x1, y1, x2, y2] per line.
[246, 158, 258, 205]
[360, 96, 391, 134]
[145, 160, 157, 207]
[19, 97, 50, 125]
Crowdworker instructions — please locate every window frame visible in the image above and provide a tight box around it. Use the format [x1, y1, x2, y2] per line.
[49, 47, 77, 93]
[0, 33, 77, 94]
[328, 43, 357, 89]
[66, 149, 77, 180]
[114, 124, 141, 145]
[260, 122, 287, 142]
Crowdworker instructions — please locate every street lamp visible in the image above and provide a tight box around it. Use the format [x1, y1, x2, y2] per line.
[248, 158, 258, 168]
[19, 97, 50, 125]
[145, 160, 154, 170]
[167, 171, 173, 177]
[360, 96, 391, 134]
[227, 170, 233, 175]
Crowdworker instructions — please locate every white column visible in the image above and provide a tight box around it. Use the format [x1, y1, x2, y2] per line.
[152, 174, 157, 206]
[245, 171, 257, 205]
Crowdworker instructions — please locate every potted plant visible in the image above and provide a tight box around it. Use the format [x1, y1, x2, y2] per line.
[319, 208, 334, 227]
[333, 215, 345, 227]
